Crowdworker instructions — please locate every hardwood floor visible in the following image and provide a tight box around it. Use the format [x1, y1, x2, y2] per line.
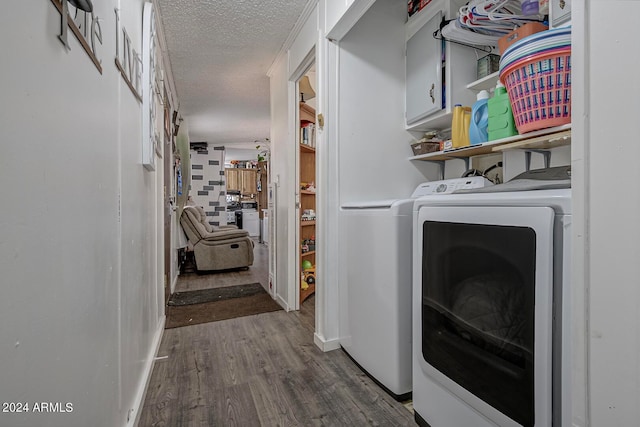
[139, 241, 415, 426]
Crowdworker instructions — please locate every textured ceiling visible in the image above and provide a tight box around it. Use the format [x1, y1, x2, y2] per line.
[156, 0, 309, 147]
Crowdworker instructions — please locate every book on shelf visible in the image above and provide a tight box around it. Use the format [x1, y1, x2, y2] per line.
[300, 123, 316, 147]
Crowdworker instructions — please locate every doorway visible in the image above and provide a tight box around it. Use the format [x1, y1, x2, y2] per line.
[294, 62, 317, 313]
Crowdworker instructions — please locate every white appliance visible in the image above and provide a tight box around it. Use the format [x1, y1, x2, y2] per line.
[226, 210, 236, 224]
[240, 209, 259, 237]
[235, 200, 259, 237]
[261, 209, 269, 243]
[412, 169, 571, 427]
[339, 177, 492, 400]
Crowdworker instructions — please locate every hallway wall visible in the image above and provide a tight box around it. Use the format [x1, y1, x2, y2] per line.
[268, 2, 319, 313]
[0, 2, 170, 426]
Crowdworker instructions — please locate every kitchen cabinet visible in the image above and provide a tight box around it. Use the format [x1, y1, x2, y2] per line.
[225, 168, 257, 196]
[405, 0, 478, 131]
[225, 168, 240, 192]
[241, 169, 257, 195]
[551, 0, 571, 27]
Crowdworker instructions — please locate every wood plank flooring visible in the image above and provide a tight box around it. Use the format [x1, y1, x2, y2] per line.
[139, 241, 415, 426]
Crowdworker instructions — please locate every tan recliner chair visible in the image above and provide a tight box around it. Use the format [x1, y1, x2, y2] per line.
[180, 205, 254, 271]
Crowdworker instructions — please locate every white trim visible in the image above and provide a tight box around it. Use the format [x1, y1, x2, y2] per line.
[288, 78, 301, 312]
[170, 274, 178, 294]
[314, 15, 341, 346]
[152, 0, 179, 105]
[275, 294, 291, 312]
[570, 1, 589, 426]
[314, 332, 341, 352]
[290, 48, 316, 84]
[325, 0, 377, 42]
[290, 52, 316, 312]
[324, 34, 342, 345]
[267, 0, 319, 78]
[131, 316, 166, 427]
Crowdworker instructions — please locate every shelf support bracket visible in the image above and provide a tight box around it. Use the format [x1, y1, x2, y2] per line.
[458, 157, 470, 172]
[424, 160, 446, 180]
[423, 157, 469, 180]
[524, 149, 551, 171]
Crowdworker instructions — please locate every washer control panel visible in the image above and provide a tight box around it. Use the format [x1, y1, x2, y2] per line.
[411, 177, 493, 197]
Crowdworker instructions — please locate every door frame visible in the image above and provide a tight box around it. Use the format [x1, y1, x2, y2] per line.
[163, 88, 172, 304]
[287, 49, 316, 311]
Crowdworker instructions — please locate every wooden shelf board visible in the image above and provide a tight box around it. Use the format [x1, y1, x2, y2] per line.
[301, 220, 316, 226]
[300, 190, 316, 195]
[300, 102, 316, 123]
[409, 124, 572, 161]
[300, 283, 315, 303]
[492, 129, 572, 152]
[300, 143, 315, 153]
[301, 250, 316, 257]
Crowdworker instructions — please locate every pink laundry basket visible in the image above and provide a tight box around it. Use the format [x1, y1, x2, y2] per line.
[499, 48, 572, 134]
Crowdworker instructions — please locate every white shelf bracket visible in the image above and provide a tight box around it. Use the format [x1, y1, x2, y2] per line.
[459, 157, 470, 172]
[524, 149, 551, 171]
[424, 157, 469, 180]
[423, 160, 446, 180]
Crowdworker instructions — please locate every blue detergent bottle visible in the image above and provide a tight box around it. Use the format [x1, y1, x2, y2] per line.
[469, 90, 490, 145]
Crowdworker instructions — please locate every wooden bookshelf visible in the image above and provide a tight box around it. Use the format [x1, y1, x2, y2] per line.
[299, 101, 316, 304]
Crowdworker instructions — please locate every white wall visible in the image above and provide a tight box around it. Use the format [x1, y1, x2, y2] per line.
[224, 147, 261, 166]
[0, 2, 169, 426]
[268, 2, 320, 313]
[336, 0, 439, 204]
[269, 47, 294, 309]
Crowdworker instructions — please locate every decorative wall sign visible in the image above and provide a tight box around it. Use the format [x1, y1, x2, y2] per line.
[114, 8, 142, 102]
[141, 2, 159, 170]
[164, 88, 172, 140]
[51, 0, 103, 73]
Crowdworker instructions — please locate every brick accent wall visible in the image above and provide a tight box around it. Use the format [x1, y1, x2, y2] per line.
[189, 146, 227, 226]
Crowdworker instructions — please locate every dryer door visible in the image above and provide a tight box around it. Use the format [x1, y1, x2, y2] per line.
[416, 205, 555, 427]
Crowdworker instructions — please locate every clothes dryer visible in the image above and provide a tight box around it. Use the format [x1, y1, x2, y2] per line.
[412, 167, 572, 427]
[339, 177, 492, 400]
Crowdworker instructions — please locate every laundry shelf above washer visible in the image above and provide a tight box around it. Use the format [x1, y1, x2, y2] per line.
[492, 128, 571, 152]
[408, 124, 571, 162]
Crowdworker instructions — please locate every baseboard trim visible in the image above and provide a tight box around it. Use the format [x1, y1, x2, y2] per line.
[171, 274, 178, 294]
[275, 294, 290, 312]
[129, 315, 165, 427]
[314, 333, 341, 352]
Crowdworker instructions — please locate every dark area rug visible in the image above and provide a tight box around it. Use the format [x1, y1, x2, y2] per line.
[168, 282, 267, 306]
[165, 283, 282, 329]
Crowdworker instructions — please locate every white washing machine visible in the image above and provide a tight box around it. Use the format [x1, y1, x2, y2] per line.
[339, 177, 492, 400]
[412, 167, 572, 427]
